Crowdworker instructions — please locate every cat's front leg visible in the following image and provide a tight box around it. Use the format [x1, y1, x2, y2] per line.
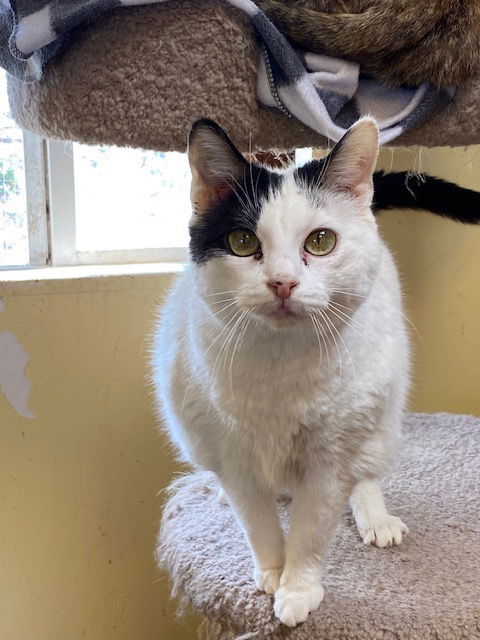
[220, 471, 285, 595]
[274, 472, 351, 627]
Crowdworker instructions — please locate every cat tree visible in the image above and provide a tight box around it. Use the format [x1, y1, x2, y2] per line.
[7, 1, 480, 152]
[158, 413, 480, 639]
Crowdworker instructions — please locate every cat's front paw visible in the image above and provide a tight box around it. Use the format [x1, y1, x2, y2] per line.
[254, 567, 282, 595]
[359, 514, 409, 548]
[274, 583, 324, 627]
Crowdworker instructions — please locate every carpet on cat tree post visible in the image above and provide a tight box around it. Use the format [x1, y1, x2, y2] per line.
[7, 1, 480, 152]
[157, 412, 480, 639]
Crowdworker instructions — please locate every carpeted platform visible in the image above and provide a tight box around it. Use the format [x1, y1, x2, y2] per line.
[7, 1, 480, 152]
[158, 412, 480, 639]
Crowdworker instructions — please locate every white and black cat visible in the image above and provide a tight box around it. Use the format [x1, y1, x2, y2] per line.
[152, 118, 478, 627]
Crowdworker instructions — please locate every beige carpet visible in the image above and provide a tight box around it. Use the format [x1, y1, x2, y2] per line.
[7, 2, 480, 152]
[158, 412, 480, 639]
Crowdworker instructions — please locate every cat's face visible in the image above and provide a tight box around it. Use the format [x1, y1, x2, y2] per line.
[187, 118, 381, 330]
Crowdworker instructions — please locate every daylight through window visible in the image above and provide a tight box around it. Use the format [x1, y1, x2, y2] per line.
[0, 69, 28, 267]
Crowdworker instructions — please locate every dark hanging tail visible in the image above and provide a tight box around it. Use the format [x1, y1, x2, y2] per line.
[372, 171, 480, 224]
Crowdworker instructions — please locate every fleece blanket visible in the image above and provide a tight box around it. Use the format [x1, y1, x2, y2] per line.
[0, 0, 454, 144]
[158, 412, 480, 639]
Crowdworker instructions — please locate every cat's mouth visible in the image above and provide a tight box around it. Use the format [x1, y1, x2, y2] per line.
[273, 301, 294, 317]
[256, 300, 301, 320]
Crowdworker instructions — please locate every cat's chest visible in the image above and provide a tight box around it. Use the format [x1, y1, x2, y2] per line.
[229, 392, 346, 488]
[212, 337, 350, 424]
[216, 355, 330, 420]
[216, 356, 345, 452]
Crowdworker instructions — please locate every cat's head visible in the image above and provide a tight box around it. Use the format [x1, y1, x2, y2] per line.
[187, 118, 381, 330]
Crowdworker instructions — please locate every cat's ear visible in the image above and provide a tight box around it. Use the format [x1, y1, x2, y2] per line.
[322, 117, 379, 206]
[188, 119, 248, 215]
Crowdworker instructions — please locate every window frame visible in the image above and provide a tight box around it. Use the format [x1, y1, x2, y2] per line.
[23, 131, 50, 267]
[46, 139, 188, 267]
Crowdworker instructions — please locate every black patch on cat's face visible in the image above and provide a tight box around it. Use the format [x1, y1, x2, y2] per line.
[189, 167, 282, 264]
[294, 159, 326, 187]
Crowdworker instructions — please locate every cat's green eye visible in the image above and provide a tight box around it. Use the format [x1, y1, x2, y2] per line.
[304, 229, 337, 256]
[227, 229, 261, 257]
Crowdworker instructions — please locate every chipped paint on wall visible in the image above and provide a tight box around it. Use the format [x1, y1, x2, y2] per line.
[0, 330, 36, 419]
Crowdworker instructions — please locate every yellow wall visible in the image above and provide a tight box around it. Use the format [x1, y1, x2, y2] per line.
[376, 146, 480, 414]
[0, 146, 479, 640]
[0, 273, 199, 640]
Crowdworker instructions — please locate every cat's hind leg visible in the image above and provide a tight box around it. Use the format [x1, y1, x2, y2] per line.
[350, 479, 408, 548]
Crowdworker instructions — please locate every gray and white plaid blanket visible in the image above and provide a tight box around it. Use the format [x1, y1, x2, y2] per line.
[0, 0, 454, 144]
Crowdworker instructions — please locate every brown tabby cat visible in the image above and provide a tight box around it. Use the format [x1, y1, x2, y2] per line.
[254, 0, 480, 87]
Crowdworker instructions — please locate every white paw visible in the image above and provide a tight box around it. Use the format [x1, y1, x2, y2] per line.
[274, 583, 324, 627]
[359, 515, 409, 548]
[254, 567, 282, 595]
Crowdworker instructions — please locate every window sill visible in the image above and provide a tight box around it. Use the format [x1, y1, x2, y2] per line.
[0, 262, 185, 282]
[0, 263, 185, 296]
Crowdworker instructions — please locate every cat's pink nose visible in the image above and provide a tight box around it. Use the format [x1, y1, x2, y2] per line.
[267, 280, 298, 300]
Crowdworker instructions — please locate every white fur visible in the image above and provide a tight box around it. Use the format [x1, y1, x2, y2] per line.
[152, 120, 410, 627]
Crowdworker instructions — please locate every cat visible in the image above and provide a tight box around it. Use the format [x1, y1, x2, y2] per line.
[153, 116, 412, 627]
[253, 0, 480, 88]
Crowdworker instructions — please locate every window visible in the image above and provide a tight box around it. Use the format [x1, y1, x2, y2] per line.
[47, 140, 190, 265]
[74, 145, 191, 252]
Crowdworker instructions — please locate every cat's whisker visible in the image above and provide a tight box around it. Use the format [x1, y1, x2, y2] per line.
[322, 308, 358, 387]
[247, 142, 259, 212]
[228, 309, 254, 396]
[180, 309, 241, 414]
[181, 363, 197, 415]
[204, 290, 238, 297]
[315, 314, 330, 370]
[208, 293, 239, 302]
[237, 308, 255, 353]
[326, 305, 357, 332]
[210, 300, 239, 318]
[219, 173, 254, 224]
[330, 295, 418, 340]
[213, 310, 247, 385]
[254, 166, 262, 210]
[327, 299, 353, 313]
[319, 308, 343, 378]
[203, 308, 244, 359]
[328, 288, 368, 299]
[402, 312, 422, 340]
[310, 312, 330, 371]
[211, 322, 240, 387]
[309, 313, 325, 368]
[209, 297, 239, 307]
[312, 150, 333, 193]
[326, 300, 353, 319]
[243, 164, 256, 214]
[318, 322, 327, 366]
[212, 308, 243, 370]
[225, 169, 258, 226]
